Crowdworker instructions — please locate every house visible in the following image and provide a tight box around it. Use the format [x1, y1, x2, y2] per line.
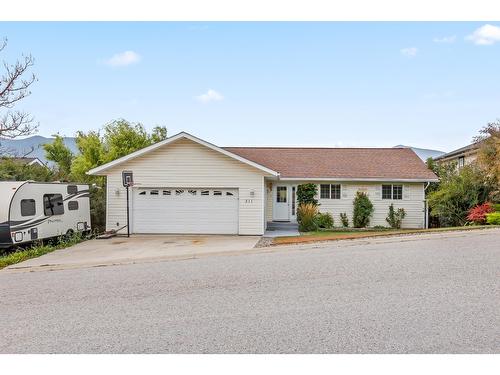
[433, 142, 480, 169]
[88, 132, 438, 235]
[1, 157, 47, 168]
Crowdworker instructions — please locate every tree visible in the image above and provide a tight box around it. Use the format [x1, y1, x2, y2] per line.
[58, 119, 168, 232]
[0, 38, 37, 139]
[474, 120, 500, 201]
[427, 165, 495, 226]
[43, 135, 73, 179]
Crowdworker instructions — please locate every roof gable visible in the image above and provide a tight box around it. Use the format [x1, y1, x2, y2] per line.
[87, 132, 279, 176]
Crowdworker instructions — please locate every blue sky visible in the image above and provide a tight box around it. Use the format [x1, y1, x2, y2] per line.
[1, 22, 499, 151]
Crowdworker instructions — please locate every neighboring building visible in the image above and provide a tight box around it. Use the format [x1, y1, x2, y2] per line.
[433, 142, 480, 169]
[88, 132, 438, 235]
[1, 157, 47, 168]
[393, 145, 445, 161]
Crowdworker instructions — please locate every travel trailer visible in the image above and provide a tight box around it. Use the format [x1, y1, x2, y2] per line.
[0, 181, 91, 248]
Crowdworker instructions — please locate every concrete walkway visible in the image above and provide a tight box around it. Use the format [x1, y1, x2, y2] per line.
[4, 234, 261, 272]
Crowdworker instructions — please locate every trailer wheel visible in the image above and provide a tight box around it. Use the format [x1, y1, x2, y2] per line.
[64, 229, 75, 241]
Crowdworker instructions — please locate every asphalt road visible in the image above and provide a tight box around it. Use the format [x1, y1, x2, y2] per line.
[1, 229, 499, 353]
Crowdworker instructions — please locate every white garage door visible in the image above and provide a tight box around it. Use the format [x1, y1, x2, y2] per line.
[132, 188, 239, 234]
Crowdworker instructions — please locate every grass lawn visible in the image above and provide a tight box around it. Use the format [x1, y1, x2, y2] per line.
[0, 233, 85, 270]
[273, 225, 500, 245]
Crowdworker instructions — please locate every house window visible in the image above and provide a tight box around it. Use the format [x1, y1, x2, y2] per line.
[201, 190, 209, 196]
[331, 184, 341, 199]
[320, 184, 330, 199]
[226, 191, 234, 196]
[320, 184, 341, 199]
[150, 190, 159, 195]
[20, 199, 36, 216]
[292, 186, 296, 216]
[458, 156, 465, 168]
[163, 190, 171, 195]
[68, 201, 79, 210]
[175, 189, 184, 195]
[276, 186, 287, 203]
[392, 185, 403, 200]
[213, 190, 222, 196]
[382, 184, 403, 200]
[188, 190, 197, 196]
[382, 185, 392, 199]
[43, 194, 64, 216]
[139, 191, 146, 195]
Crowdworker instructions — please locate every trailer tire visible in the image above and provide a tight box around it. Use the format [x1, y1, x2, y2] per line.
[64, 229, 75, 241]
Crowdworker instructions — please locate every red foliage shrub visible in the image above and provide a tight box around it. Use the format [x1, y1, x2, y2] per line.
[467, 202, 494, 224]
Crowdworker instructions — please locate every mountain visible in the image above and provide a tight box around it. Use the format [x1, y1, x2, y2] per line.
[393, 145, 445, 161]
[0, 135, 78, 165]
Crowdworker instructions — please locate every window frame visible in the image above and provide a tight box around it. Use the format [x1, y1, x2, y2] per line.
[320, 184, 330, 199]
[382, 184, 403, 200]
[68, 201, 79, 211]
[20, 199, 36, 217]
[43, 193, 65, 216]
[320, 184, 341, 200]
[458, 156, 465, 168]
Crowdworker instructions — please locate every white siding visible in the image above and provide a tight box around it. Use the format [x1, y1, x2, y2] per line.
[267, 181, 425, 229]
[105, 138, 269, 235]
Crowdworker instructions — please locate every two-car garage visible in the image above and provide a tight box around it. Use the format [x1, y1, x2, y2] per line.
[132, 188, 239, 234]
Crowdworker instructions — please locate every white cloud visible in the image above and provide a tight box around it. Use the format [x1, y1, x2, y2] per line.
[433, 35, 456, 44]
[400, 47, 418, 58]
[466, 24, 500, 45]
[195, 89, 224, 103]
[104, 51, 141, 67]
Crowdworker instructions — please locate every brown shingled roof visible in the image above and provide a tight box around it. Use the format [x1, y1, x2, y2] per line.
[223, 147, 438, 180]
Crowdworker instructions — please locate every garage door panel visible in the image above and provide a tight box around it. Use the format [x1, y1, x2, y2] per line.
[132, 188, 238, 234]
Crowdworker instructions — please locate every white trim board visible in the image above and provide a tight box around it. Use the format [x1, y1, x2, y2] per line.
[277, 177, 439, 183]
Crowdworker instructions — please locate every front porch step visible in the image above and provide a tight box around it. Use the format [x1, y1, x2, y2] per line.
[266, 221, 299, 231]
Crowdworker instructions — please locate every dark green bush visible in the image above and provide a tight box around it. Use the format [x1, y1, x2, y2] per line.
[297, 183, 318, 206]
[315, 212, 334, 229]
[486, 212, 500, 225]
[340, 212, 349, 227]
[352, 191, 374, 228]
[494, 203, 500, 212]
[297, 203, 319, 232]
[386, 204, 406, 229]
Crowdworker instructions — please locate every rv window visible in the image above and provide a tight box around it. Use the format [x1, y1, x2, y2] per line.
[68, 201, 79, 211]
[67, 185, 78, 195]
[43, 194, 64, 216]
[20, 199, 36, 216]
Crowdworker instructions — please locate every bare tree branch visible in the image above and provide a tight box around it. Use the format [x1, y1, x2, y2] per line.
[0, 37, 37, 139]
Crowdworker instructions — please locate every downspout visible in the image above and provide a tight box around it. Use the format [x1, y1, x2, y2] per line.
[424, 182, 431, 229]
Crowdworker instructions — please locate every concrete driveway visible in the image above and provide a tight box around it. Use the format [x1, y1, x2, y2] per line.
[5, 234, 261, 272]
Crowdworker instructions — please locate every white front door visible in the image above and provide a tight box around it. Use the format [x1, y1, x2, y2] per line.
[273, 185, 290, 221]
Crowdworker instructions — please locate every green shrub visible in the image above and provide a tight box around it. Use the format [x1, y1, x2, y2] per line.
[486, 212, 500, 225]
[315, 212, 334, 229]
[494, 204, 500, 212]
[352, 191, 374, 228]
[340, 212, 349, 227]
[373, 225, 389, 230]
[386, 204, 406, 229]
[297, 184, 318, 206]
[297, 203, 319, 232]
